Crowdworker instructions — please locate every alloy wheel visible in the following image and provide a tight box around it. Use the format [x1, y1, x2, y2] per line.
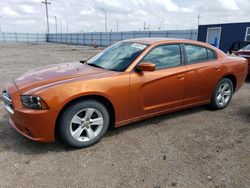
[216, 83, 232, 106]
[70, 108, 104, 142]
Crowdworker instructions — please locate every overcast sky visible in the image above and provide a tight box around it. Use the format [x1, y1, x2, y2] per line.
[0, 0, 249, 33]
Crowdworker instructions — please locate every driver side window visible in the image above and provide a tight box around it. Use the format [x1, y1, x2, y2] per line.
[142, 44, 181, 70]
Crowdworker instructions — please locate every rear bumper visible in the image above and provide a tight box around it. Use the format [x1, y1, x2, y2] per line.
[3, 81, 57, 142]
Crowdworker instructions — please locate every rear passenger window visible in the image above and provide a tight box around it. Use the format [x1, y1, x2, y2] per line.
[184, 44, 216, 64]
[185, 45, 208, 64]
[207, 49, 216, 60]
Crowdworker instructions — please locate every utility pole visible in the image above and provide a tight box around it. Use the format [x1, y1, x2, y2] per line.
[0, 16, 2, 33]
[99, 8, 107, 32]
[66, 16, 69, 33]
[41, 0, 51, 34]
[59, 19, 63, 33]
[197, 13, 201, 28]
[54, 16, 57, 34]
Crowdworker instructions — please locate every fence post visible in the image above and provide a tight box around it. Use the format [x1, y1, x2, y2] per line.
[77, 33, 79, 45]
[15, 32, 17, 42]
[83, 33, 85, 46]
[149, 31, 151, 38]
[71, 33, 73, 45]
[91, 33, 93, 46]
[3, 32, 5, 42]
[109, 32, 112, 45]
[99, 32, 101, 46]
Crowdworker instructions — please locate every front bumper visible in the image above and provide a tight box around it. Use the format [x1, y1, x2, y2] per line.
[2, 82, 57, 142]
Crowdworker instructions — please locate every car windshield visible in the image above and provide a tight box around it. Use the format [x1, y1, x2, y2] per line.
[87, 42, 148, 71]
[241, 44, 250, 51]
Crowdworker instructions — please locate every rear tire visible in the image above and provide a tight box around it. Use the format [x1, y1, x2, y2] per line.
[58, 100, 110, 148]
[210, 78, 233, 109]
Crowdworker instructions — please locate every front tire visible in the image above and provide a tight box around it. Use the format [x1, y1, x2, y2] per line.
[210, 78, 233, 109]
[58, 100, 110, 148]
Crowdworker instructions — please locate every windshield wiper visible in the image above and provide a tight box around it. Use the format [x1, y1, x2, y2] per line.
[79, 60, 87, 64]
[86, 63, 104, 69]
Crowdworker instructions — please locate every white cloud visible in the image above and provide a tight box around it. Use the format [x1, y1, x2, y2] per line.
[1, 5, 19, 16]
[0, 0, 249, 33]
[219, 0, 239, 10]
[21, 5, 35, 13]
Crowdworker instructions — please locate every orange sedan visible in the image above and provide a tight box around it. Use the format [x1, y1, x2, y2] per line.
[2, 38, 248, 148]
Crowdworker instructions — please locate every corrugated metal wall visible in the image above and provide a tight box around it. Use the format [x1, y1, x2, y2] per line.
[47, 30, 198, 46]
[198, 22, 250, 52]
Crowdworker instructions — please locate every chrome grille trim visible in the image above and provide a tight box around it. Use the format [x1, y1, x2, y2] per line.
[2, 90, 14, 114]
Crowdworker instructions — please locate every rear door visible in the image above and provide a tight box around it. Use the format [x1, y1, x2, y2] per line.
[182, 44, 222, 105]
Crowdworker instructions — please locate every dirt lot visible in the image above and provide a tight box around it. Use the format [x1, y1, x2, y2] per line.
[0, 43, 249, 188]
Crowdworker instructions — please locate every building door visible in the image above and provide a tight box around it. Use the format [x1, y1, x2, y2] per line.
[206, 27, 221, 48]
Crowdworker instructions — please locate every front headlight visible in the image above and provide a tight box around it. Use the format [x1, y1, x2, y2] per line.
[20, 95, 49, 110]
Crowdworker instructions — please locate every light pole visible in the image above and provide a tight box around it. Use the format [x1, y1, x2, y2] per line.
[66, 16, 69, 33]
[0, 16, 2, 33]
[54, 16, 57, 34]
[197, 13, 201, 28]
[41, 0, 51, 33]
[99, 8, 107, 32]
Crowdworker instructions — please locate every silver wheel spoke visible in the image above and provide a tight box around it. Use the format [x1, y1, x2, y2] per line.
[224, 90, 231, 96]
[221, 96, 225, 104]
[86, 128, 96, 140]
[222, 84, 229, 92]
[217, 94, 222, 101]
[84, 108, 95, 119]
[71, 115, 82, 125]
[72, 126, 84, 140]
[90, 117, 103, 125]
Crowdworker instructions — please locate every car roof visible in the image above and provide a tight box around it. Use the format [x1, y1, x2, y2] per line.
[123, 38, 227, 58]
[124, 38, 194, 45]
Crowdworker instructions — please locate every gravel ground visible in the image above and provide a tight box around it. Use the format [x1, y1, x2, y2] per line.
[0, 43, 249, 188]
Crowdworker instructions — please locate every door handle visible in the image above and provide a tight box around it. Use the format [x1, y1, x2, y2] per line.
[177, 75, 185, 80]
[215, 67, 221, 71]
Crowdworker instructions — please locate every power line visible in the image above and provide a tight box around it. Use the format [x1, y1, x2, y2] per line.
[41, 0, 51, 33]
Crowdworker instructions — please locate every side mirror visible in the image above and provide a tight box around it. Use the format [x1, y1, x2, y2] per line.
[136, 62, 156, 72]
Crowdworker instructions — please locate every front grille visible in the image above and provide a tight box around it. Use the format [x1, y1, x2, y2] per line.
[2, 90, 14, 114]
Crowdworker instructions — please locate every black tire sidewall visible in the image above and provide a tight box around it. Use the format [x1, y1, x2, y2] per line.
[59, 100, 110, 148]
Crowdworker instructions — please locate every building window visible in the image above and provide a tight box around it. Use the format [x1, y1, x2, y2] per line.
[245, 27, 250, 41]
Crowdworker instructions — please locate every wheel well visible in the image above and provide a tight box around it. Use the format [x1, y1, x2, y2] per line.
[54, 95, 115, 140]
[223, 75, 237, 92]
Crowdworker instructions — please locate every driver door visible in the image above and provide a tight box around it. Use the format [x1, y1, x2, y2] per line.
[129, 44, 186, 118]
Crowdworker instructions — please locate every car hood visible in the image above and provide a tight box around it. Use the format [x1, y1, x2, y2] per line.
[14, 62, 114, 92]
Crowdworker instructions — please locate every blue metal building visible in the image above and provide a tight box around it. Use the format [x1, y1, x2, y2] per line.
[198, 22, 250, 52]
